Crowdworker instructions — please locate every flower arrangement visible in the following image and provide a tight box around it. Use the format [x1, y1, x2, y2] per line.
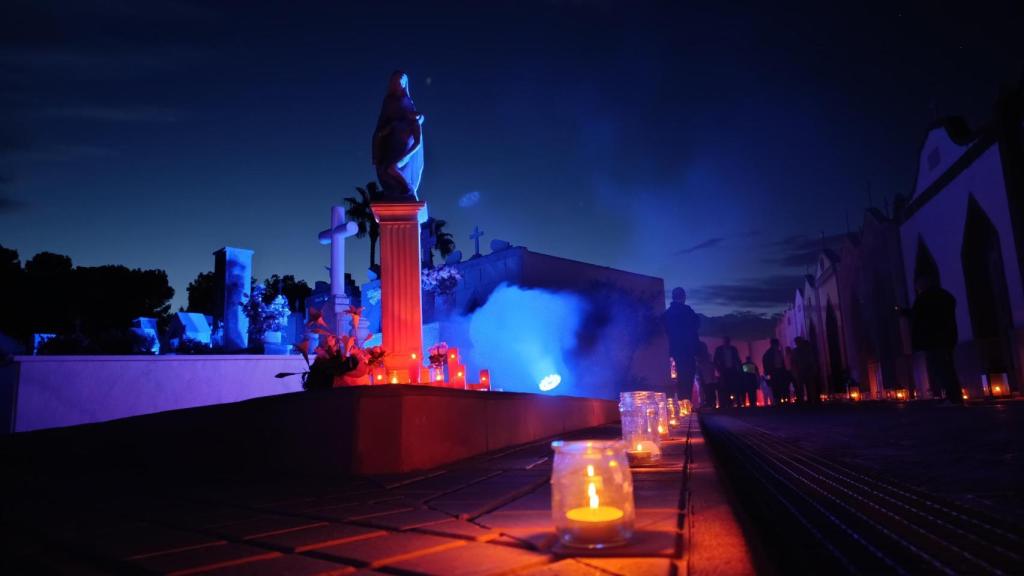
[421, 266, 462, 295]
[277, 305, 386, 390]
[428, 342, 449, 368]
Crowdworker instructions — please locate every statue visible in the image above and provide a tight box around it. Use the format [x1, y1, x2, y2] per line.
[372, 70, 424, 199]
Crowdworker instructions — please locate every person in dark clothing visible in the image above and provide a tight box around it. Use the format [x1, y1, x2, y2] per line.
[714, 336, 742, 407]
[696, 341, 718, 409]
[791, 337, 820, 403]
[908, 275, 962, 404]
[762, 338, 791, 404]
[741, 356, 759, 407]
[663, 287, 701, 402]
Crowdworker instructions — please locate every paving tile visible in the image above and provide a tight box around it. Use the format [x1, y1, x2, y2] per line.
[391, 469, 502, 495]
[310, 532, 466, 568]
[359, 508, 454, 531]
[145, 504, 268, 530]
[551, 529, 679, 558]
[385, 541, 550, 576]
[635, 509, 682, 531]
[265, 494, 402, 515]
[80, 522, 224, 561]
[128, 542, 281, 575]
[428, 471, 548, 519]
[211, 516, 328, 540]
[199, 554, 355, 575]
[414, 519, 501, 542]
[478, 457, 551, 470]
[473, 510, 556, 551]
[516, 559, 606, 576]
[576, 557, 675, 575]
[310, 500, 417, 522]
[248, 523, 385, 553]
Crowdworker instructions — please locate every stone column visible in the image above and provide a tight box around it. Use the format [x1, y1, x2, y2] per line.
[372, 201, 428, 382]
[214, 246, 254, 351]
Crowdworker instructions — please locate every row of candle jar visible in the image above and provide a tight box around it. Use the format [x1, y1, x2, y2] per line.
[618, 391, 691, 466]
[550, 394, 693, 549]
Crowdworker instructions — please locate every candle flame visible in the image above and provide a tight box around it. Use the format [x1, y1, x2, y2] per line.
[586, 464, 594, 477]
[636, 443, 643, 451]
[587, 481, 599, 509]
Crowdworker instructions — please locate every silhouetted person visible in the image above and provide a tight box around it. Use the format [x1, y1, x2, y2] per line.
[741, 356, 759, 407]
[663, 287, 700, 402]
[714, 337, 742, 407]
[762, 338, 791, 404]
[908, 275, 961, 404]
[791, 337, 820, 404]
[696, 341, 718, 409]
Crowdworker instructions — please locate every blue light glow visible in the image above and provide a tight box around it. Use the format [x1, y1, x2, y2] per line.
[539, 373, 562, 392]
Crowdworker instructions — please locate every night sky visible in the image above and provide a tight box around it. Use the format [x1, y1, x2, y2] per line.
[2, 1, 1021, 317]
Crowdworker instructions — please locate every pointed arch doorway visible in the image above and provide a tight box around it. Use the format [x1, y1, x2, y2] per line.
[961, 195, 1015, 391]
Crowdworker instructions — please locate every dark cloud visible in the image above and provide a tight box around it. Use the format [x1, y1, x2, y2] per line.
[0, 195, 26, 214]
[675, 237, 725, 255]
[699, 311, 781, 341]
[769, 233, 846, 268]
[688, 274, 800, 310]
[36, 106, 181, 123]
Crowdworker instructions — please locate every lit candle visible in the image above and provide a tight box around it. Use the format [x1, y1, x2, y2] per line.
[563, 466, 626, 545]
[551, 440, 634, 549]
[625, 440, 660, 466]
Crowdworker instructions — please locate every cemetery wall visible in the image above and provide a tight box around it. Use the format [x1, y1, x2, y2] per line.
[3, 355, 307, 433]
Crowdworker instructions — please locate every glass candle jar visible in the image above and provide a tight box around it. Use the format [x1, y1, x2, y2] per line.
[654, 392, 670, 438]
[618, 392, 662, 465]
[551, 440, 635, 548]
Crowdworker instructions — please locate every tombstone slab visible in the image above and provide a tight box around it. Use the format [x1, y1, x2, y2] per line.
[214, 247, 254, 351]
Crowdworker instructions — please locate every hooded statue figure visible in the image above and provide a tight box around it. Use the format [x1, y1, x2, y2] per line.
[372, 70, 424, 199]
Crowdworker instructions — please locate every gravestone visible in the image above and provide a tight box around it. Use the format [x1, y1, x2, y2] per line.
[167, 312, 213, 349]
[130, 317, 160, 354]
[214, 247, 253, 351]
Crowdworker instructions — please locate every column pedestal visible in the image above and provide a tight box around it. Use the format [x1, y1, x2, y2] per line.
[372, 201, 428, 383]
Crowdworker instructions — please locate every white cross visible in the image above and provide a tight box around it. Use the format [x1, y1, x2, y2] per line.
[318, 206, 359, 333]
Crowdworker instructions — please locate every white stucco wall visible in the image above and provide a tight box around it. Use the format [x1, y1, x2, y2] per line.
[914, 127, 972, 197]
[900, 144, 1024, 339]
[8, 355, 307, 432]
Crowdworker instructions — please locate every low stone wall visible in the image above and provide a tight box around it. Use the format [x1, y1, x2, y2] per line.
[350, 385, 619, 474]
[2, 355, 308, 433]
[1, 385, 620, 477]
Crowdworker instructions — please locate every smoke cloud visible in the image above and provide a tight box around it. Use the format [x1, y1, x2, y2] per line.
[434, 283, 660, 399]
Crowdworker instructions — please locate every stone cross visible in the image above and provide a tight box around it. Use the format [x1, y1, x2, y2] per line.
[470, 226, 485, 258]
[318, 206, 359, 335]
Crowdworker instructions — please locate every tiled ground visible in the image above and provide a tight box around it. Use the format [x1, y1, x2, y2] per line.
[1, 416, 754, 575]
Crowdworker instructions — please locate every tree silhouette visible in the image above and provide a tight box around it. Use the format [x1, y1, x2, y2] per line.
[344, 182, 381, 275]
[186, 271, 219, 316]
[421, 218, 457, 268]
[263, 274, 312, 312]
[0, 248, 175, 352]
